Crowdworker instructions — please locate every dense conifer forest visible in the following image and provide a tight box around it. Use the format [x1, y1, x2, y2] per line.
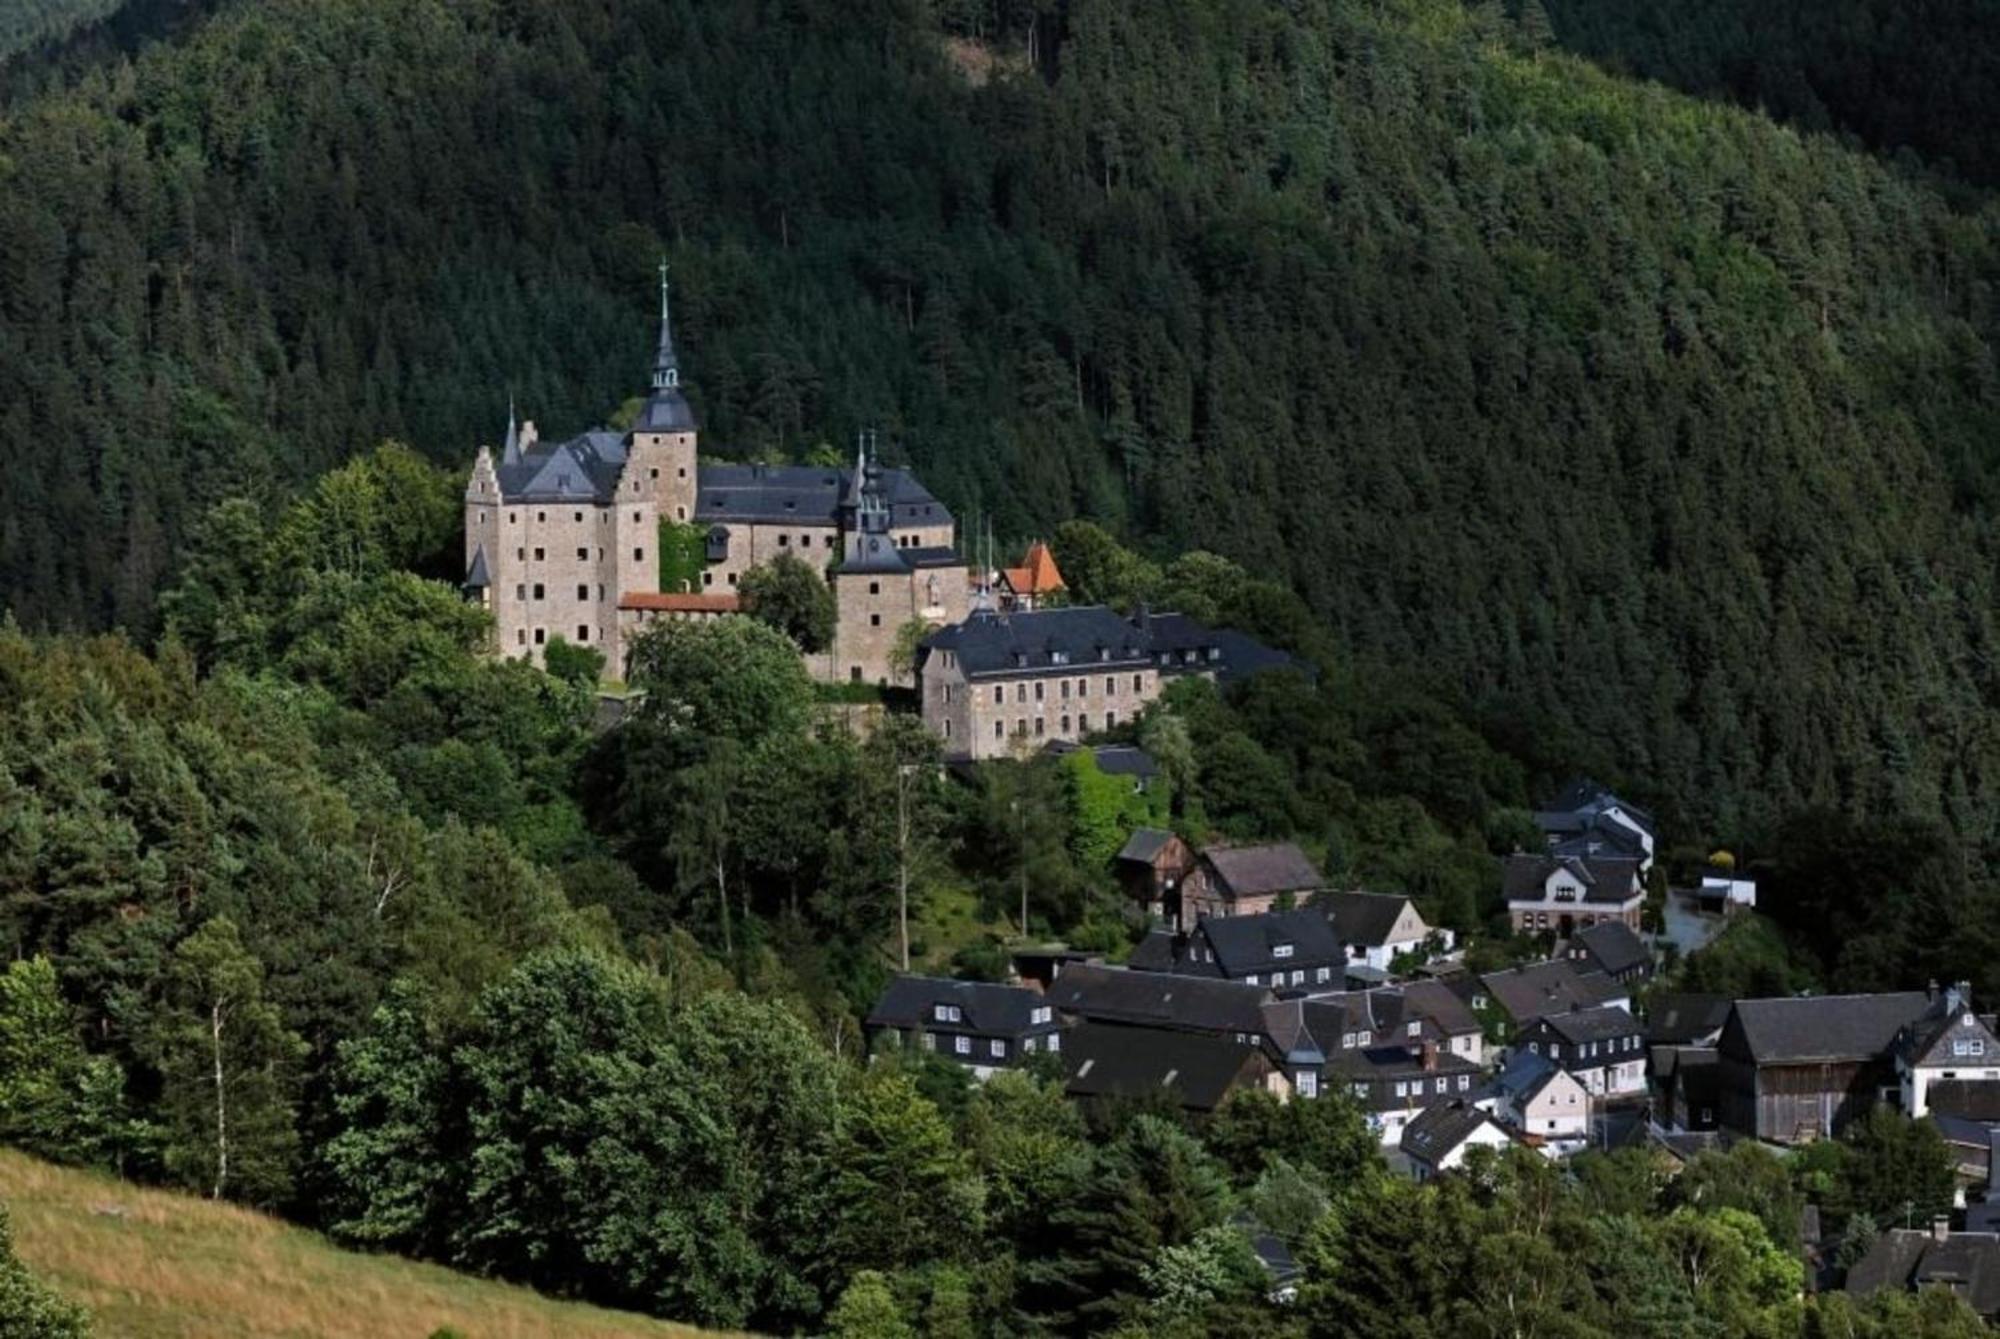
[0, 0, 1996, 845]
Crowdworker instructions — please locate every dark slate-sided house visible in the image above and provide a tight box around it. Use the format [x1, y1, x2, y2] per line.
[866, 976, 1067, 1074]
[1716, 992, 1930, 1144]
[1651, 1046, 1722, 1132]
[1480, 959, 1628, 1035]
[1846, 1226, 2000, 1321]
[1063, 1022, 1278, 1112]
[1645, 993, 1734, 1047]
[1533, 780, 1657, 869]
[1563, 921, 1655, 986]
[1182, 842, 1329, 925]
[1127, 908, 1348, 990]
[1513, 1005, 1647, 1098]
[1402, 1102, 1515, 1180]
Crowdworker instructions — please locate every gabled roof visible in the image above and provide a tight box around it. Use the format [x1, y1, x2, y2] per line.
[1549, 823, 1647, 862]
[1000, 541, 1066, 597]
[1645, 993, 1734, 1045]
[1723, 993, 1931, 1065]
[1481, 960, 1623, 1024]
[1049, 741, 1161, 780]
[1533, 1005, 1641, 1046]
[1570, 921, 1650, 977]
[1116, 828, 1177, 864]
[1401, 1102, 1507, 1165]
[1395, 979, 1481, 1037]
[1045, 963, 1273, 1035]
[1899, 993, 2000, 1070]
[1847, 1231, 2000, 1317]
[1196, 908, 1345, 978]
[1203, 843, 1328, 899]
[1490, 1050, 1560, 1102]
[1502, 852, 1643, 906]
[495, 430, 629, 502]
[1141, 612, 1298, 682]
[693, 462, 948, 528]
[1127, 930, 1181, 974]
[1261, 998, 1326, 1066]
[865, 975, 1049, 1034]
[1063, 1023, 1266, 1112]
[1536, 780, 1657, 838]
[1320, 890, 1420, 948]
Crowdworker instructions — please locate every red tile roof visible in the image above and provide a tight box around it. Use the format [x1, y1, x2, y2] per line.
[1001, 541, 1066, 596]
[618, 592, 741, 613]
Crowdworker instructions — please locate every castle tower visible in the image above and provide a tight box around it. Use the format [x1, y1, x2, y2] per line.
[625, 262, 700, 525]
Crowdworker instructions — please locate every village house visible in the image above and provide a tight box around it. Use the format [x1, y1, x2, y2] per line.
[1533, 780, 1657, 869]
[1503, 851, 1645, 936]
[1562, 921, 1654, 986]
[1112, 827, 1196, 925]
[1651, 1045, 1723, 1133]
[1180, 841, 1329, 926]
[1716, 992, 1931, 1144]
[1478, 958, 1629, 1035]
[1512, 1005, 1647, 1098]
[1043, 963, 1274, 1045]
[464, 275, 965, 683]
[1329, 1041, 1486, 1146]
[1402, 1103, 1515, 1180]
[1127, 908, 1348, 990]
[1846, 1223, 2000, 1322]
[1897, 983, 2000, 1119]
[1319, 890, 1449, 974]
[1645, 993, 1733, 1048]
[1484, 1051, 1591, 1152]
[1697, 860, 1758, 913]
[996, 541, 1066, 611]
[864, 976, 1067, 1076]
[1063, 1022, 1281, 1111]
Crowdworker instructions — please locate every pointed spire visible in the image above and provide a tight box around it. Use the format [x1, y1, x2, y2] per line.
[502, 394, 521, 465]
[651, 258, 679, 391]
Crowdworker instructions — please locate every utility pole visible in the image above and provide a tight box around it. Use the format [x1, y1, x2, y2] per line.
[897, 761, 915, 972]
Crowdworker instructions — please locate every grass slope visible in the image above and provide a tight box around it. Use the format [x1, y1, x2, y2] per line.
[0, 1149, 716, 1339]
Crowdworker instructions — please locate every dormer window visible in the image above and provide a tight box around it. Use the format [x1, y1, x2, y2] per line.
[1099, 647, 1111, 662]
[933, 1003, 962, 1023]
[1273, 944, 1294, 959]
[1357, 1030, 1371, 1046]
[1031, 1006, 1052, 1025]
[1407, 1021, 1421, 1037]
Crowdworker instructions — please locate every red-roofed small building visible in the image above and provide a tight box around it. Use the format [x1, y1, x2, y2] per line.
[998, 541, 1066, 611]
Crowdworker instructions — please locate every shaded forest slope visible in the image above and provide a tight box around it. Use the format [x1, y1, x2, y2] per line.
[2, 0, 1999, 838]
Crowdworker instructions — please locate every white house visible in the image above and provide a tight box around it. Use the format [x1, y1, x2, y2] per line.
[1699, 866, 1757, 911]
[1485, 1051, 1592, 1154]
[1401, 1102, 1516, 1180]
[1897, 985, 2000, 1118]
[1514, 1006, 1647, 1099]
[1318, 890, 1452, 973]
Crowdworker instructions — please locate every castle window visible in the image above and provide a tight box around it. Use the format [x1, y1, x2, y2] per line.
[993, 721, 1003, 739]
[943, 685, 952, 703]
[703, 572, 713, 586]
[1060, 680, 1070, 699]
[1106, 710, 1117, 727]
[517, 629, 526, 645]
[533, 628, 545, 645]
[576, 548, 587, 561]
[678, 468, 686, 478]
[993, 686, 1003, 704]
[943, 720, 952, 738]
[869, 582, 880, 595]
[516, 584, 526, 601]
[517, 547, 525, 561]
[532, 583, 545, 600]
[676, 508, 686, 521]
[801, 534, 810, 546]
[509, 512, 517, 524]
[870, 614, 881, 627]
[728, 572, 738, 586]
[650, 468, 658, 480]
[1077, 678, 1087, 697]
[1034, 682, 1044, 701]
[577, 626, 590, 642]
[1078, 714, 1089, 731]
[1061, 715, 1071, 733]
[778, 535, 788, 547]
[1034, 718, 1044, 736]
[537, 512, 546, 523]
[598, 584, 606, 600]
[634, 548, 644, 562]
[573, 512, 582, 523]
[1133, 674, 1144, 692]
[1105, 677, 1115, 696]
[1015, 683, 1026, 704]
[576, 585, 588, 601]
[534, 548, 545, 562]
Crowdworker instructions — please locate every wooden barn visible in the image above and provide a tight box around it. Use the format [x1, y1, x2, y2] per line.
[1716, 993, 1929, 1143]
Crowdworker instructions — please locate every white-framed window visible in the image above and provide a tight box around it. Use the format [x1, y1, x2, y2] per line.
[1394, 1081, 1408, 1098]
[1291, 970, 1304, 985]
[1457, 1075, 1471, 1091]
[1317, 967, 1331, 984]
[989, 1039, 1005, 1058]
[1298, 1071, 1319, 1099]
[1342, 1032, 1355, 1048]
[1046, 1032, 1061, 1054]
[1358, 1030, 1371, 1046]
[1352, 1083, 1368, 1099]
[1274, 944, 1295, 959]
[955, 1036, 971, 1055]
[1434, 1077, 1447, 1094]
[1407, 1021, 1421, 1037]
[1245, 974, 1259, 985]
[1023, 1037, 1036, 1053]
[920, 1032, 935, 1051]
[1031, 1006, 1052, 1025]
[934, 1004, 962, 1023]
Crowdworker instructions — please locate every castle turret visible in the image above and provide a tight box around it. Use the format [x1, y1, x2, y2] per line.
[626, 261, 699, 525]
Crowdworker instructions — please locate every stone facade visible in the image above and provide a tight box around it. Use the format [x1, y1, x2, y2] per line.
[921, 653, 1161, 761]
[466, 280, 963, 685]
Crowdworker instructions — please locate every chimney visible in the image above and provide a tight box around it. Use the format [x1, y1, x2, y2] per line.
[520, 420, 539, 450]
[1933, 1215, 1952, 1244]
[1421, 1040, 1438, 1072]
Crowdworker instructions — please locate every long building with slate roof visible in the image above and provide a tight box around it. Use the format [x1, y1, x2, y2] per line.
[464, 270, 965, 681]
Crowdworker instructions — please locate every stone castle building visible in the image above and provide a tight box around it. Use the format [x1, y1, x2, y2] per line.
[464, 271, 966, 683]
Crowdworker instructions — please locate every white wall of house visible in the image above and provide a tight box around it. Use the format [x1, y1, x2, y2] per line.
[1514, 1072, 1591, 1148]
[1411, 1120, 1513, 1180]
[1906, 1060, 2000, 1117]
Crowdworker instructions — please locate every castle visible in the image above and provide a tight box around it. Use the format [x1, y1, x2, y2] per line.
[463, 270, 967, 683]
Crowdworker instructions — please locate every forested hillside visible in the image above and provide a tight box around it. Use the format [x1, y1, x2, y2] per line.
[2, 0, 1999, 843]
[0, 0, 121, 62]
[1540, 0, 2000, 187]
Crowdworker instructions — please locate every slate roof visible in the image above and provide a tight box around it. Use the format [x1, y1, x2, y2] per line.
[1489, 1050, 1561, 1104]
[1117, 828, 1175, 864]
[1549, 824, 1647, 862]
[631, 385, 697, 433]
[1847, 1231, 2000, 1317]
[1537, 780, 1657, 837]
[1197, 908, 1346, 978]
[1723, 993, 1931, 1065]
[1044, 964, 1273, 1035]
[691, 462, 949, 528]
[1320, 890, 1417, 948]
[865, 976, 1049, 1034]
[1401, 1102, 1506, 1165]
[1064, 1023, 1266, 1112]
[1571, 921, 1650, 977]
[463, 544, 491, 590]
[1141, 612, 1298, 682]
[1260, 998, 1327, 1066]
[1204, 843, 1328, 899]
[1397, 979, 1483, 1038]
[1534, 1005, 1641, 1046]
[1645, 993, 1734, 1045]
[1047, 741, 1161, 780]
[495, 429, 630, 502]
[1481, 960, 1622, 1024]
[1930, 1080, 2000, 1123]
[1502, 852, 1643, 905]
[922, 606, 1152, 678]
[1127, 931, 1179, 974]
